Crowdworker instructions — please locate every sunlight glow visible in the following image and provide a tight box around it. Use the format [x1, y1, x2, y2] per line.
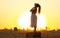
[17, 11, 47, 31]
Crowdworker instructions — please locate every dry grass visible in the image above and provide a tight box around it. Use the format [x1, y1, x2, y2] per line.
[0, 30, 60, 38]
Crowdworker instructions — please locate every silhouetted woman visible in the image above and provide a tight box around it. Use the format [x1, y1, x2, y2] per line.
[30, 3, 41, 32]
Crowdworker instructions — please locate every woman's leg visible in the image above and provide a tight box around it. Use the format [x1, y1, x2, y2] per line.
[34, 26, 36, 32]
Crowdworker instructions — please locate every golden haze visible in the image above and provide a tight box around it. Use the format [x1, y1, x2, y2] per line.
[0, 0, 60, 31]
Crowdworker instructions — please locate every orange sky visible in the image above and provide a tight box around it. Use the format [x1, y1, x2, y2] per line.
[0, 0, 60, 30]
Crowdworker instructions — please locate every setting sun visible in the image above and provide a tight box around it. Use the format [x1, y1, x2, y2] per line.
[17, 11, 47, 30]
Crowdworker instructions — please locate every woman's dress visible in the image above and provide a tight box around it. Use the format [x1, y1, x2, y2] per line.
[31, 14, 37, 27]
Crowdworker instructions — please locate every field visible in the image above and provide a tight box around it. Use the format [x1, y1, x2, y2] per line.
[0, 30, 60, 38]
[41, 30, 60, 38]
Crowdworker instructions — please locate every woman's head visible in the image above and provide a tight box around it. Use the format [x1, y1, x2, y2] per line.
[35, 3, 41, 14]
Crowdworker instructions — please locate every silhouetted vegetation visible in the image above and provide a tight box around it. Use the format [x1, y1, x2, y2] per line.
[0, 29, 60, 38]
[14, 27, 18, 31]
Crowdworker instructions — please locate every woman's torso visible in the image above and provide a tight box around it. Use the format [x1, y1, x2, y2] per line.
[30, 7, 37, 14]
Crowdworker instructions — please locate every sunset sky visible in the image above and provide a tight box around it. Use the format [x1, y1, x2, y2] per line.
[0, 0, 60, 30]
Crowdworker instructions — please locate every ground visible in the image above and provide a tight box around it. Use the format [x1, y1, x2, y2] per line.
[0, 30, 60, 38]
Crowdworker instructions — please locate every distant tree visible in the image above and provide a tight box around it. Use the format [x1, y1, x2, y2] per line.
[46, 27, 48, 31]
[46, 26, 50, 31]
[14, 27, 18, 31]
[3, 28, 8, 31]
[57, 29, 60, 31]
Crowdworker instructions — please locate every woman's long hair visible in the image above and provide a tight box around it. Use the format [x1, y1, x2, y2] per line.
[35, 3, 41, 14]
